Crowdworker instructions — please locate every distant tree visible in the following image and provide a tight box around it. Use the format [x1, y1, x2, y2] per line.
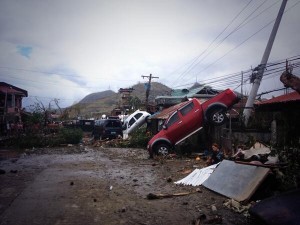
[129, 96, 142, 111]
[28, 98, 62, 126]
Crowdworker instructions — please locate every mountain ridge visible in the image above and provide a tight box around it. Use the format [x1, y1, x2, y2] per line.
[67, 82, 172, 118]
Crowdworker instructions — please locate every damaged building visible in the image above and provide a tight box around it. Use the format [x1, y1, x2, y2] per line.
[0, 82, 28, 135]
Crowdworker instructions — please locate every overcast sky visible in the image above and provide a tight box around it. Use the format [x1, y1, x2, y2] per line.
[0, 0, 299, 108]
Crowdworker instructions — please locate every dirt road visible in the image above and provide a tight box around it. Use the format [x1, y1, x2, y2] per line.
[0, 146, 248, 225]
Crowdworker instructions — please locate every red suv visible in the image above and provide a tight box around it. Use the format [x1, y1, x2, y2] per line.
[147, 89, 240, 157]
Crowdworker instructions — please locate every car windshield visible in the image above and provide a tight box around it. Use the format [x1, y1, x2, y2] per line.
[95, 120, 104, 126]
[106, 120, 121, 128]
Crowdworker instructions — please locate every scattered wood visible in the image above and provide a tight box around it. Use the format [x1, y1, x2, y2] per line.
[235, 160, 288, 168]
[146, 191, 196, 200]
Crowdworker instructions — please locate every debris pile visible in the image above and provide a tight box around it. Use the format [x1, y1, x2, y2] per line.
[92, 138, 128, 148]
[173, 141, 298, 220]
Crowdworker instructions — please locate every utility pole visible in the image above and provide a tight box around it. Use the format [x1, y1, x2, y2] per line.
[243, 0, 287, 126]
[142, 74, 159, 111]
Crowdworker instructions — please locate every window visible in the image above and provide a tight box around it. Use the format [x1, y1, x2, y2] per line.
[7, 94, 13, 107]
[166, 112, 180, 127]
[180, 101, 194, 116]
[106, 121, 121, 128]
[95, 120, 104, 126]
[134, 113, 143, 120]
[128, 117, 136, 127]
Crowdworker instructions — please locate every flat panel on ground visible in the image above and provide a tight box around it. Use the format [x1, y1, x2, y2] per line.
[202, 160, 270, 202]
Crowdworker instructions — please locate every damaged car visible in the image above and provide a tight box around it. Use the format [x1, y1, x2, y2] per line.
[92, 119, 123, 140]
[147, 88, 240, 157]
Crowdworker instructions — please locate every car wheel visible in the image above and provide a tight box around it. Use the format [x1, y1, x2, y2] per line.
[154, 143, 171, 156]
[208, 109, 227, 126]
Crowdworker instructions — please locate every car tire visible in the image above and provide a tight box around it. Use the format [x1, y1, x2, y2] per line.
[208, 108, 227, 126]
[154, 143, 171, 156]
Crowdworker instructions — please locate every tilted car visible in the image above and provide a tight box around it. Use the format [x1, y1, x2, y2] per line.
[122, 110, 150, 139]
[92, 119, 123, 140]
[147, 88, 240, 157]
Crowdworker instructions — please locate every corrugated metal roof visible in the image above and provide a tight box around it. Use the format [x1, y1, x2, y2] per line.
[150, 100, 189, 120]
[170, 86, 205, 97]
[256, 91, 300, 105]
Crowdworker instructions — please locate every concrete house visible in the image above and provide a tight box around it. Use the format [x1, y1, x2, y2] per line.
[0, 82, 28, 135]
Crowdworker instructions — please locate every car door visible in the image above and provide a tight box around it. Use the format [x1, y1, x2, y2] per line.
[164, 111, 184, 143]
[179, 100, 203, 136]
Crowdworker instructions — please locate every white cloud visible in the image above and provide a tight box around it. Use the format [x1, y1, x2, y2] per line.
[0, 0, 299, 108]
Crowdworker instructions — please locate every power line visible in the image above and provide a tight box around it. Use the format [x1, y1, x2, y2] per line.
[172, 0, 300, 88]
[170, 56, 300, 90]
[170, 0, 255, 87]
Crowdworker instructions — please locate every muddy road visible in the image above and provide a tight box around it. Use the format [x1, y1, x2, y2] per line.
[0, 146, 248, 225]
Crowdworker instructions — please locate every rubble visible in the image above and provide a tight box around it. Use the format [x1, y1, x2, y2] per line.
[223, 199, 252, 216]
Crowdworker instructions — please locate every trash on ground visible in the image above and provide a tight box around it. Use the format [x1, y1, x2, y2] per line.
[223, 199, 253, 216]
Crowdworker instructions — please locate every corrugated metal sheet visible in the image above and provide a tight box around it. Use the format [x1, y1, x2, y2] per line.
[174, 163, 219, 186]
[150, 101, 189, 120]
[171, 87, 204, 97]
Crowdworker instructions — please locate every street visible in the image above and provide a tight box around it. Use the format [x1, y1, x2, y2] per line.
[0, 146, 247, 225]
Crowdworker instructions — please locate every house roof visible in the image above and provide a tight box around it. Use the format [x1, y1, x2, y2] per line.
[255, 91, 300, 111]
[0, 82, 28, 97]
[150, 100, 189, 120]
[256, 91, 300, 105]
[155, 86, 220, 106]
[170, 86, 219, 98]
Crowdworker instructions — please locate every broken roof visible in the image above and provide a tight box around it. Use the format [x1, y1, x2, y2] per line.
[150, 100, 191, 120]
[155, 86, 220, 107]
[166, 86, 219, 98]
[256, 91, 300, 105]
[255, 91, 300, 111]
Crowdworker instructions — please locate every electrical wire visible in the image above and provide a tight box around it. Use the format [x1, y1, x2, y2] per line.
[172, 0, 300, 88]
[170, 0, 254, 87]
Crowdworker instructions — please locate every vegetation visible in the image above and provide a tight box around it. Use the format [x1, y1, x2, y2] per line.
[118, 127, 152, 148]
[7, 128, 83, 149]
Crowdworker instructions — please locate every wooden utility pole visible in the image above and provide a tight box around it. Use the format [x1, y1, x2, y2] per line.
[243, 0, 287, 126]
[142, 74, 159, 111]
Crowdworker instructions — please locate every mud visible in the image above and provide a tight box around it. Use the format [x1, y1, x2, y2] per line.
[0, 146, 248, 225]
